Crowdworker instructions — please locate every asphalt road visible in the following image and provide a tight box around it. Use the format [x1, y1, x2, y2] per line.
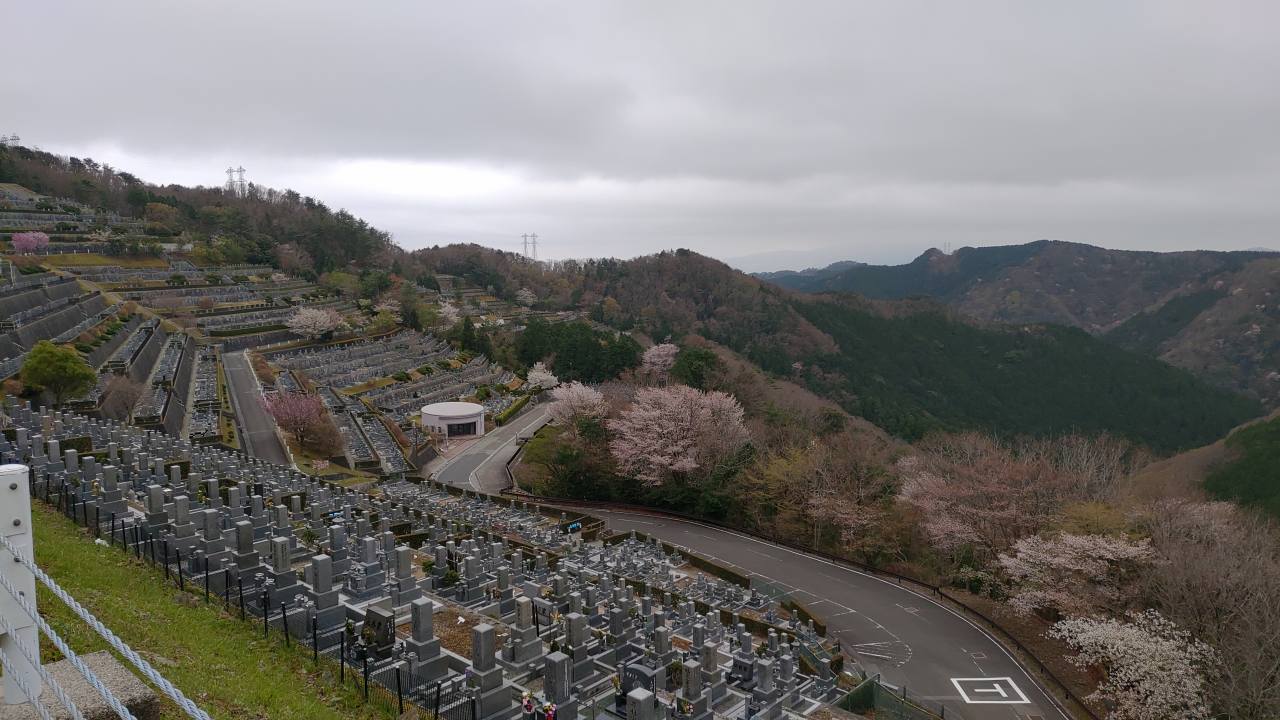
[433, 403, 549, 492]
[416, 397, 1066, 718]
[566, 510, 1069, 720]
[222, 351, 291, 466]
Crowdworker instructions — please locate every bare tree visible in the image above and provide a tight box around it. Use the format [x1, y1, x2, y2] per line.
[100, 374, 143, 420]
[1141, 501, 1280, 719]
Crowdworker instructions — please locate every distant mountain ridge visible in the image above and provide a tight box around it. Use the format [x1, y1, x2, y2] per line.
[757, 240, 1280, 407]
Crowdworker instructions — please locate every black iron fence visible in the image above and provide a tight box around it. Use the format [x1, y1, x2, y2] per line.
[32, 472, 477, 719]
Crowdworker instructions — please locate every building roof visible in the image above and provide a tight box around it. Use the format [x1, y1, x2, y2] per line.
[421, 401, 484, 417]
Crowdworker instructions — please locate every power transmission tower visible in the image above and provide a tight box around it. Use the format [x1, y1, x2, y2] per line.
[224, 167, 236, 194]
[521, 233, 530, 258]
[235, 166, 247, 196]
[528, 232, 539, 261]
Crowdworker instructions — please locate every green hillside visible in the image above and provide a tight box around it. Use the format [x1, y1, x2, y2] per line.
[793, 297, 1262, 452]
[1204, 415, 1280, 517]
[1105, 289, 1225, 355]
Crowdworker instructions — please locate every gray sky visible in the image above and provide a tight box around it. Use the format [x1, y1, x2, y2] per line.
[9, 1, 1279, 271]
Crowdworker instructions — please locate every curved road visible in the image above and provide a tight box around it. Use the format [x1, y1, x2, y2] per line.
[428, 406, 1069, 719]
[585, 509, 1067, 720]
[433, 403, 549, 492]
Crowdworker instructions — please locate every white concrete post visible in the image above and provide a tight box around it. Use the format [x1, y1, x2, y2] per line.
[0, 464, 40, 705]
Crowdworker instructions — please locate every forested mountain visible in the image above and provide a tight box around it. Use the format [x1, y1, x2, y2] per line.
[411, 246, 1260, 452]
[758, 240, 1280, 407]
[0, 144, 392, 271]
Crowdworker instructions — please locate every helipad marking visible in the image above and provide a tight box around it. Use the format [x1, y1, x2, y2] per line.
[951, 677, 1031, 704]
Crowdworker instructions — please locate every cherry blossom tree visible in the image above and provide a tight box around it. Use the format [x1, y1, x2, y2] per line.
[526, 361, 559, 391]
[999, 533, 1153, 618]
[608, 385, 749, 485]
[1141, 500, 1280, 719]
[286, 306, 345, 339]
[262, 392, 327, 448]
[548, 381, 608, 439]
[274, 242, 314, 274]
[640, 343, 679, 384]
[438, 301, 461, 327]
[373, 298, 402, 319]
[515, 287, 537, 307]
[11, 231, 49, 254]
[897, 432, 1075, 559]
[1050, 610, 1217, 720]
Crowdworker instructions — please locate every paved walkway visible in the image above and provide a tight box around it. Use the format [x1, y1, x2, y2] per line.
[222, 351, 291, 466]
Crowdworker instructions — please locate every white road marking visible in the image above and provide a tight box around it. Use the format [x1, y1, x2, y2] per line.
[591, 509, 1069, 720]
[951, 677, 1030, 704]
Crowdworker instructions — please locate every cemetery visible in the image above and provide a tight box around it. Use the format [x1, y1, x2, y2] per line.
[0, 399, 857, 720]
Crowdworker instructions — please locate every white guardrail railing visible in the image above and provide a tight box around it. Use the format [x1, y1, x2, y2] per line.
[0, 463, 211, 719]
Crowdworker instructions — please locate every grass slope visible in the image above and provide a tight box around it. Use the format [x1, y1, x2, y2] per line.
[795, 299, 1262, 452]
[32, 503, 394, 720]
[1204, 414, 1280, 518]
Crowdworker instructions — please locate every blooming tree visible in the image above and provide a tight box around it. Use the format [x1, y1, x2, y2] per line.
[1050, 610, 1217, 720]
[286, 306, 344, 339]
[274, 242, 314, 274]
[897, 432, 1074, 557]
[526, 361, 559, 391]
[608, 385, 749, 485]
[640, 343, 679, 384]
[515, 287, 537, 307]
[11, 231, 49, 254]
[438, 301, 461, 327]
[999, 533, 1153, 618]
[373, 298, 402, 318]
[262, 392, 327, 448]
[547, 381, 608, 438]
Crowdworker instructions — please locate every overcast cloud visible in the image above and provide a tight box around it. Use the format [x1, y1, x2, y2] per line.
[8, 1, 1279, 270]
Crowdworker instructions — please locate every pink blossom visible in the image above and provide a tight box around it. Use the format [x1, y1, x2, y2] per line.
[640, 343, 679, 383]
[547, 381, 608, 429]
[11, 232, 50, 254]
[608, 384, 748, 486]
[999, 533, 1153, 617]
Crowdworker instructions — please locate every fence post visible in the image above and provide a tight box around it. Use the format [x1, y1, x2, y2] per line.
[281, 602, 290, 646]
[340, 633, 346, 683]
[433, 682, 442, 719]
[237, 577, 245, 619]
[362, 656, 369, 701]
[0, 464, 41, 706]
[176, 550, 184, 591]
[312, 616, 318, 664]
[396, 668, 404, 715]
[262, 590, 270, 637]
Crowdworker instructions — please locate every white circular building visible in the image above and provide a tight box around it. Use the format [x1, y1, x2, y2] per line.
[421, 401, 486, 438]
